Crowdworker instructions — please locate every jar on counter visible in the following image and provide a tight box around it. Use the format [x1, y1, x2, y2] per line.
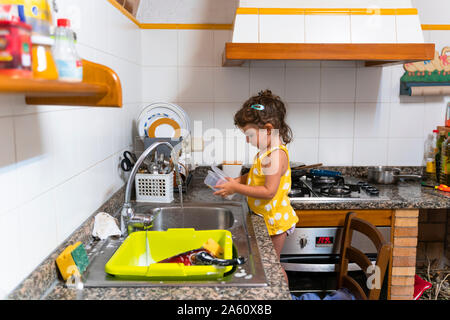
[0, 20, 32, 78]
[31, 35, 58, 79]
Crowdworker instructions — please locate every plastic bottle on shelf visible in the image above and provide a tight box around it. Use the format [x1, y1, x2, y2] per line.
[439, 133, 450, 185]
[52, 18, 83, 82]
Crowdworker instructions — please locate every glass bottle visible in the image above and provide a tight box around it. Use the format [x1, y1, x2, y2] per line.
[440, 133, 450, 185]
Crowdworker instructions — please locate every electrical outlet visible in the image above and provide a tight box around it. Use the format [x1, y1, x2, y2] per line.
[191, 137, 204, 152]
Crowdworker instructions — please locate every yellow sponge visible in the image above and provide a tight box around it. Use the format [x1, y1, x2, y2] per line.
[203, 238, 224, 258]
[56, 242, 82, 281]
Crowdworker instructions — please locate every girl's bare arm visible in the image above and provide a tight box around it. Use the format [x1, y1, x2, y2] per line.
[215, 150, 288, 200]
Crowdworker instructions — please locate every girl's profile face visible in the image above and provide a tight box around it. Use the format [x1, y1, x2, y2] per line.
[241, 124, 270, 150]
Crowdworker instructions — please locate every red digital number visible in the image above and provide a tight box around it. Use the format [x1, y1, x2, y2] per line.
[317, 237, 331, 244]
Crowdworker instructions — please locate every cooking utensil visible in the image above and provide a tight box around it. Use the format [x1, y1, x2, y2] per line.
[191, 251, 246, 267]
[367, 166, 421, 185]
[421, 182, 450, 192]
[120, 151, 137, 172]
[291, 163, 323, 170]
[310, 169, 342, 177]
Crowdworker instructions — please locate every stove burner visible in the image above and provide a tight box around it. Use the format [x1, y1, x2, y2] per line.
[310, 175, 345, 190]
[288, 186, 311, 198]
[357, 182, 380, 196]
[320, 185, 352, 197]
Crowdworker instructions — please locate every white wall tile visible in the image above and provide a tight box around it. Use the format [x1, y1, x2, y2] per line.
[287, 138, 319, 164]
[178, 67, 214, 102]
[387, 138, 424, 166]
[178, 102, 215, 132]
[318, 138, 354, 166]
[351, 15, 397, 43]
[287, 103, 320, 138]
[321, 61, 356, 68]
[428, 30, 450, 54]
[14, 113, 55, 203]
[389, 102, 424, 138]
[0, 208, 22, 297]
[354, 102, 390, 138]
[353, 138, 388, 166]
[142, 66, 178, 102]
[107, 2, 141, 64]
[0, 117, 17, 215]
[285, 61, 320, 68]
[0, 96, 17, 118]
[178, 30, 214, 67]
[213, 30, 232, 67]
[260, 15, 305, 43]
[232, 14, 259, 43]
[214, 68, 250, 103]
[250, 67, 285, 97]
[319, 103, 355, 138]
[285, 68, 321, 103]
[396, 15, 425, 44]
[356, 67, 391, 103]
[250, 60, 285, 68]
[320, 68, 356, 102]
[305, 15, 351, 43]
[141, 29, 178, 66]
[214, 102, 242, 133]
[422, 98, 447, 136]
[18, 191, 57, 278]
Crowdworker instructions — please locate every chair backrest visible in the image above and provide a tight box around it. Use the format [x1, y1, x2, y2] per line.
[337, 212, 392, 300]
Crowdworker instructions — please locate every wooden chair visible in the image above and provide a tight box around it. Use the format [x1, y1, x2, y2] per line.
[336, 212, 392, 300]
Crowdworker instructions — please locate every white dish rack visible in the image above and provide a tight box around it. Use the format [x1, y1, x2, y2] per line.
[135, 171, 174, 203]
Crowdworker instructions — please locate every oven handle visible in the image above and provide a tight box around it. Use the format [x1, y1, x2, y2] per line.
[281, 262, 370, 273]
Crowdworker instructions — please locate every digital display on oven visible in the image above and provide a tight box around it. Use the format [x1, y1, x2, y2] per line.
[315, 236, 334, 247]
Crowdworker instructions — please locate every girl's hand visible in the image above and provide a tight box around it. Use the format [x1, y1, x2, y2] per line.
[213, 177, 239, 198]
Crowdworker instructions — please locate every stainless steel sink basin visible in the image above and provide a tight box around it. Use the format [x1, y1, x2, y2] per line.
[82, 202, 267, 287]
[146, 206, 235, 230]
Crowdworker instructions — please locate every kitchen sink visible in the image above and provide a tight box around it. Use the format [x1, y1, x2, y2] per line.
[82, 202, 267, 287]
[141, 206, 235, 231]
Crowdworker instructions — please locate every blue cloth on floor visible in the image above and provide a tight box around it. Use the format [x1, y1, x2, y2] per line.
[292, 288, 357, 300]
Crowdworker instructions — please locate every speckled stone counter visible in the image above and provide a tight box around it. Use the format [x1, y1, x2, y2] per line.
[8, 175, 292, 300]
[8, 167, 450, 300]
[291, 178, 450, 211]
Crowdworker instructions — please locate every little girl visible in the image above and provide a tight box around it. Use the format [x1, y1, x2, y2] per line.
[214, 90, 298, 284]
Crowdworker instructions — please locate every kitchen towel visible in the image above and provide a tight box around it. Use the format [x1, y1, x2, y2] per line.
[92, 212, 121, 240]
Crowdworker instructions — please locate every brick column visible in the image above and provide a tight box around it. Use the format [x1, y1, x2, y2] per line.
[390, 210, 419, 300]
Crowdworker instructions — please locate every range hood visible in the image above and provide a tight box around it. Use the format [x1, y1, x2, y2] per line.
[223, 0, 435, 67]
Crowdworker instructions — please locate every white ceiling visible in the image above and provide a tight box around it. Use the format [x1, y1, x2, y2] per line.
[136, 0, 239, 24]
[135, 0, 450, 25]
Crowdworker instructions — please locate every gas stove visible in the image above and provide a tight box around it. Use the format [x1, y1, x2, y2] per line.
[288, 170, 389, 202]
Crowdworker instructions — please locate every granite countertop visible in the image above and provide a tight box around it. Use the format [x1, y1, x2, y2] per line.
[291, 178, 450, 211]
[8, 167, 449, 300]
[9, 176, 292, 300]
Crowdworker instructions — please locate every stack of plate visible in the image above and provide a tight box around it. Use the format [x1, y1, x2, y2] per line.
[137, 102, 191, 140]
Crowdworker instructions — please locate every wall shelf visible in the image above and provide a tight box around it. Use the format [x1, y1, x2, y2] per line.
[222, 43, 436, 67]
[0, 60, 122, 108]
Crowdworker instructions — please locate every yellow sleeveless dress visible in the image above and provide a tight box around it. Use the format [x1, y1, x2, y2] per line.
[246, 145, 299, 236]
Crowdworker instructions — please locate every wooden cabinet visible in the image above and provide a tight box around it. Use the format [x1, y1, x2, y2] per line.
[295, 209, 393, 227]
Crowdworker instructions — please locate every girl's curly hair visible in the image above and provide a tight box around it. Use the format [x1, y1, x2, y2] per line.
[234, 90, 293, 144]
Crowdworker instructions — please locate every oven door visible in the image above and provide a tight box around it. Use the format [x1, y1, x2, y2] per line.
[280, 227, 391, 295]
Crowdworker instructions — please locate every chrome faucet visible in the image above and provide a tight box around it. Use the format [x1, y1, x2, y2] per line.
[120, 141, 183, 237]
